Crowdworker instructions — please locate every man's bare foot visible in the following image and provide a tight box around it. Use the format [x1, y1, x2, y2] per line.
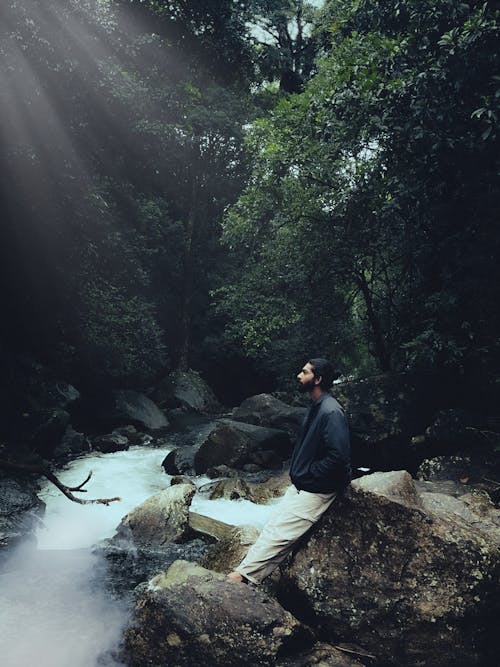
[226, 571, 247, 584]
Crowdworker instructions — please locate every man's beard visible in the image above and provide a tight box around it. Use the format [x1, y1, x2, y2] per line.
[298, 379, 316, 393]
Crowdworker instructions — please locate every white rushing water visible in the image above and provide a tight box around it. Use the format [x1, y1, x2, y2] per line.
[0, 446, 283, 667]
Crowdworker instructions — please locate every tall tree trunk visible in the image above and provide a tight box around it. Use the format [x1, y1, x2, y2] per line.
[176, 169, 198, 372]
[357, 271, 392, 372]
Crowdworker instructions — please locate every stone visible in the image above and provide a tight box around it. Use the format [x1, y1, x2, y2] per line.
[232, 393, 306, 438]
[206, 477, 254, 501]
[112, 390, 169, 430]
[249, 471, 291, 504]
[278, 470, 499, 667]
[155, 369, 221, 413]
[29, 409, 71, 458]
[199, 523, 260, 574]
[193, 419, 292, 473]
[112, 425, 144, 445]
[0, 476, 44, 554]
[124, 560, 313, 667]
[112, 484, 195, 546]
[276, 642, 367, 667]
[52, 425, 91, 460]
[417, 454, 500, 503]
[92, 433, 129, 453]
[162, 419, 291, 476]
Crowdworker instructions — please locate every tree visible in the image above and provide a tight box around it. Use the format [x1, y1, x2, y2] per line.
[217, 0, 500, 390]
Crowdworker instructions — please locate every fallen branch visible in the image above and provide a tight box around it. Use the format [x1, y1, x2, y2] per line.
[0, 458, 121, 505]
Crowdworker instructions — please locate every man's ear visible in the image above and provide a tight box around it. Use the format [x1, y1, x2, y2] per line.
[314, 375, 322, 386]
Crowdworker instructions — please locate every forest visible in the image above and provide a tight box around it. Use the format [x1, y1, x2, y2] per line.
[1, 3, 499, 666]
[1, 0, 499, 408]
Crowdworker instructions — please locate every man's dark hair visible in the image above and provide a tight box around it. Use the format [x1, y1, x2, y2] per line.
[308, 358, 336, 390]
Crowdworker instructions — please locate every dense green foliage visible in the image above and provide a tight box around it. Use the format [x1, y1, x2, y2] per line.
[219, 0, 500, 387]
[0, 0, 498, 401]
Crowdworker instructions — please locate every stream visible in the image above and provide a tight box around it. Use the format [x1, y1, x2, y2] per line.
[0, 446, 278, 667]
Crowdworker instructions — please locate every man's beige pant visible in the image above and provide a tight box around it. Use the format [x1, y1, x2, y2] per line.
[235, 485, 336, 584]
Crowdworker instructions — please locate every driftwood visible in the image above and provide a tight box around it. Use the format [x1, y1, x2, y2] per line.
[0, 458, 121, 505]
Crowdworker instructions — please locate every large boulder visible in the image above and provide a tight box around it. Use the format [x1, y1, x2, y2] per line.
[162, 419, 292, 475]
[112, 484, 195, 546]
[154, 369, 221, 414]
[232, 393, 306, 438]
[91, 432, 130, 453]
[52, 425, 91, 461]
[194, 419, 291, 473]
[124, 560, 313, 667]
[112, 390, 169, 430]
[278, 471, 499, 667]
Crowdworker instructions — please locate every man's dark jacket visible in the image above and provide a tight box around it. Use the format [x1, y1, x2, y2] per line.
[289, 391, 351, 493]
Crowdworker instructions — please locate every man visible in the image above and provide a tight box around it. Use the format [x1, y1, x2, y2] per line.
[227, 358, 351, 585]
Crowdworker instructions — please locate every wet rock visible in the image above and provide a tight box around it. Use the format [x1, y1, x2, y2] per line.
[124, 560, 313, 667]
[194, 419, 292, 473]
[279, 470, 500, 667]
[276, 642, 367, 667]
[249, 471, 291, 504]
[155, 369, 221, 414]
[170, 475, 196, 487]
[205, 477, 254, 501]
[205, 464, 239, 479]
[112, 390, 169, 430]
[96, 538, 211, 601]
[112, 425, 144, 445]
[103, 434, 130, 452]
[161, 446, 197, 476]
[0, 476, 44, 554]
[199, 523, 260, 574]
[52, 425, 91, 461]
[112, 484, 195, 546]
[162, 419, 291, 475]
[161, 422, 217, 476]
[232, 393, 306, 438]
[92, 433, 129, 453]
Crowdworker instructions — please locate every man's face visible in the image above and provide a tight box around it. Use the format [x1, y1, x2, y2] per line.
[297, 362, 318, 393]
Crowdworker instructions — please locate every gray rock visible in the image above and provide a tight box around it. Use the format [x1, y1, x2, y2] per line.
[276, 642, 367, 667]
[156, 369, 221, 414]
[52, 425, 91, 460]
[199, 522, 260, 574]
[112, 390, 169, 430]
[279, 470, 499, 667]
[232, 393, 306, 438]
[193, 419, 292, 473]
[162, 419, 291, 475]
[112, 484, 195, 546]
[92, 433, 130, 453]
[124, 560, 313, 666]
[0, 476, 44, 553]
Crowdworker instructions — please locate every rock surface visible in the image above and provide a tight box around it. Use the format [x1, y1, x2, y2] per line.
[194, 419, 291, 473]
[0, 476, 44, 554]
[112, 390, 169, 430]
[112, 484, 195, 546]
[163, 419, 291, 475]
[232, 393, 306, 438]
[92, 432, 130, 453]
[124, 560, 313, 666]
[278, 470, 499, 667]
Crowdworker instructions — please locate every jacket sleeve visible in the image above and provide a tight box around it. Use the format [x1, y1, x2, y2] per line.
[308, 409, 349, 481]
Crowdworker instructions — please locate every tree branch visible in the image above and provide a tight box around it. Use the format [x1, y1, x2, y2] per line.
[0, 459, 121, 506]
